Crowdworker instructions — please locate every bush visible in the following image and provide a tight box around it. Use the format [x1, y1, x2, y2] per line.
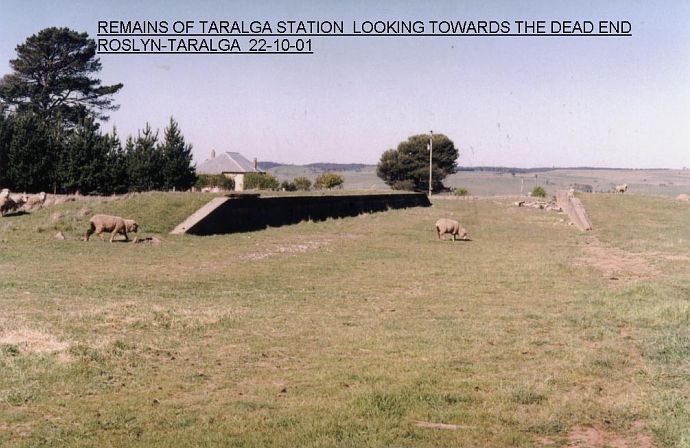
[280, 180, 297, 191]
[314, 172, 344, 190]
[391, 179, 416, 191]
[293, 176, 312, 191]
[531, 186, 546, 198]
[245, 172, 279, 190]
[454, 187, 469, 196]
[195, 174, 234, 190]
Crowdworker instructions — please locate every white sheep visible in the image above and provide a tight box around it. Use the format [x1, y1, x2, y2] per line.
[614, 184, 628, 193]
[85, 214, 138, 242]
[24, 192, 47, 210]
[435, 218, 469, 241]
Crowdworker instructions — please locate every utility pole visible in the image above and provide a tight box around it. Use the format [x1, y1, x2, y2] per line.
[428, 130, 433, 197]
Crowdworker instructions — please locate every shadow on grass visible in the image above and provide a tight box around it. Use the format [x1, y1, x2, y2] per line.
[1, 211, 30, 218]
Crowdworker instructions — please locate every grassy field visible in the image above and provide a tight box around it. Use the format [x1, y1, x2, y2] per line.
[1, 192, 689, 446]
[267, 166, 690, 197]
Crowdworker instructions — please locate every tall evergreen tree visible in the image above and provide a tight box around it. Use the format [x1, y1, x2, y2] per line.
[160, 117, 196, 191]
[0, 27, 123, 128]
[59, 116, 111, 194]
[126, 123, 164, 192]
[0, 108, 12, 188]
[6, 112, 58, 192]
[104, 128, 129, 194]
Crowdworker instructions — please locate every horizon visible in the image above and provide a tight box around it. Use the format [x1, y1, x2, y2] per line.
[1, 1, 689, 169]
[255, 160, 685, 171]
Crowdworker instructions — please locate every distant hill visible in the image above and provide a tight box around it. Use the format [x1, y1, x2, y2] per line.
[259, 162, 666, 174]
[461, 166, 672, 173]
[258, 162, 374, 172]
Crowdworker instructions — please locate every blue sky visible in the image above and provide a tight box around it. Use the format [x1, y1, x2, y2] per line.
[1, 0, 689, 167]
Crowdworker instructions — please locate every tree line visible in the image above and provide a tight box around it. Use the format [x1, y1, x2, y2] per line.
[0, 27, 196, 194]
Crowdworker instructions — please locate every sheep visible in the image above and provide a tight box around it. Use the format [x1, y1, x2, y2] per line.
[0, 195, 24, 216]
[0, 196, 14, 216]
[84, 214, 138, 242]
[435, 218, 469, 241]
[24, 192, 47, 210]
[614, 184, 628, 193]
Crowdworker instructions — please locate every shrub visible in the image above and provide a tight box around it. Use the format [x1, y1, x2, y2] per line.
[390, 179, 416, 191]
[454, 187, 469, 196]
[195, 174, 234, 190]
[531, 186, 546, 198]
[245, 172, 279, 190]
[314, 172, 344, 190]
[293, 176, 312, 191]
[280, 180, 297, 191]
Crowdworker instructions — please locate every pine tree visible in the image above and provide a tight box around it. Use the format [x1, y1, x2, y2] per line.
[126, 123, 164, 192]
[0, 109, 12, 188]
[104, 129, 128, 194]
[59, 116, 111, 194]
[0, 27, 122, 127]
[160, 117, 196, 191]
[6, 112, 58, 192]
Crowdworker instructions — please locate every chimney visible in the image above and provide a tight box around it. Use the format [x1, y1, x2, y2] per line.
[210, 149, 216, 159]
[253, 157, 258, 170]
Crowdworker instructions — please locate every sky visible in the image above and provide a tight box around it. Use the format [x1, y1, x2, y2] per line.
[1, 0, 689, 168]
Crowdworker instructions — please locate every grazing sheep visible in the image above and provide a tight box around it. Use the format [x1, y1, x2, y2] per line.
[0, 196, 15, 216]
[435, 218, 469, 241]
[24, 192, 47, 210]
[123, 219, 138, 233]
[614, 184, 628, 193]
[0, 195, 24, 216]
[85, 214, 138, 242]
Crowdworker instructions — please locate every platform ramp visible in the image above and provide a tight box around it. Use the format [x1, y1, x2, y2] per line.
[556, 190, 593, 231]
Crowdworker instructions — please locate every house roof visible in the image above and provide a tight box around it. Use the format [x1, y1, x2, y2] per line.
[197, 152, 264, 175]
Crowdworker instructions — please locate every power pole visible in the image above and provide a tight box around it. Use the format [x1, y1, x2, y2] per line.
[428, 130, 433, 197]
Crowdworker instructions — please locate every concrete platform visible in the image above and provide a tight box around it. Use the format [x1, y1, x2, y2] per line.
[171, 192, 431, 236]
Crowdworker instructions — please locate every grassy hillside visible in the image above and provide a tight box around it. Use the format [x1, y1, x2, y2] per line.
[1, 192, 689, 446]
[0, 192, 220, 239]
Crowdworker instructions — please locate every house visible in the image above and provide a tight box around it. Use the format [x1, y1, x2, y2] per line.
[196, 150, 264, 191]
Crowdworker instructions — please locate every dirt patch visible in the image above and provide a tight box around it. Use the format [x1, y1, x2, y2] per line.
[566, 424, 654, 448]
[0, 328, 71, 361]
[414, 420, 475, 430]
[576, 238, 660, 281]
[0, 422, 32, 438]
[239, 238, 334, 261]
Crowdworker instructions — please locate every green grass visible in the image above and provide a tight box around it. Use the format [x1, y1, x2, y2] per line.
[0, 191, 688, 446]
[286, 166, 690, 196]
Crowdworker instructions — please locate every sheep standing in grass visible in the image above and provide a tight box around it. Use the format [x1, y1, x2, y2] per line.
[85, 214, 138, 242]
[0, 196, 16, 216]
[0, 195, 25, 216]
[615, 184, 628, 193]
[24, 192, 47, 210]
[435, 218, 469, 241]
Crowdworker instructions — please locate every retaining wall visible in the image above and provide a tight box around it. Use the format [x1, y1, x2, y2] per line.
[171, 193, 431, 235]
[556, 190, 593, 231]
